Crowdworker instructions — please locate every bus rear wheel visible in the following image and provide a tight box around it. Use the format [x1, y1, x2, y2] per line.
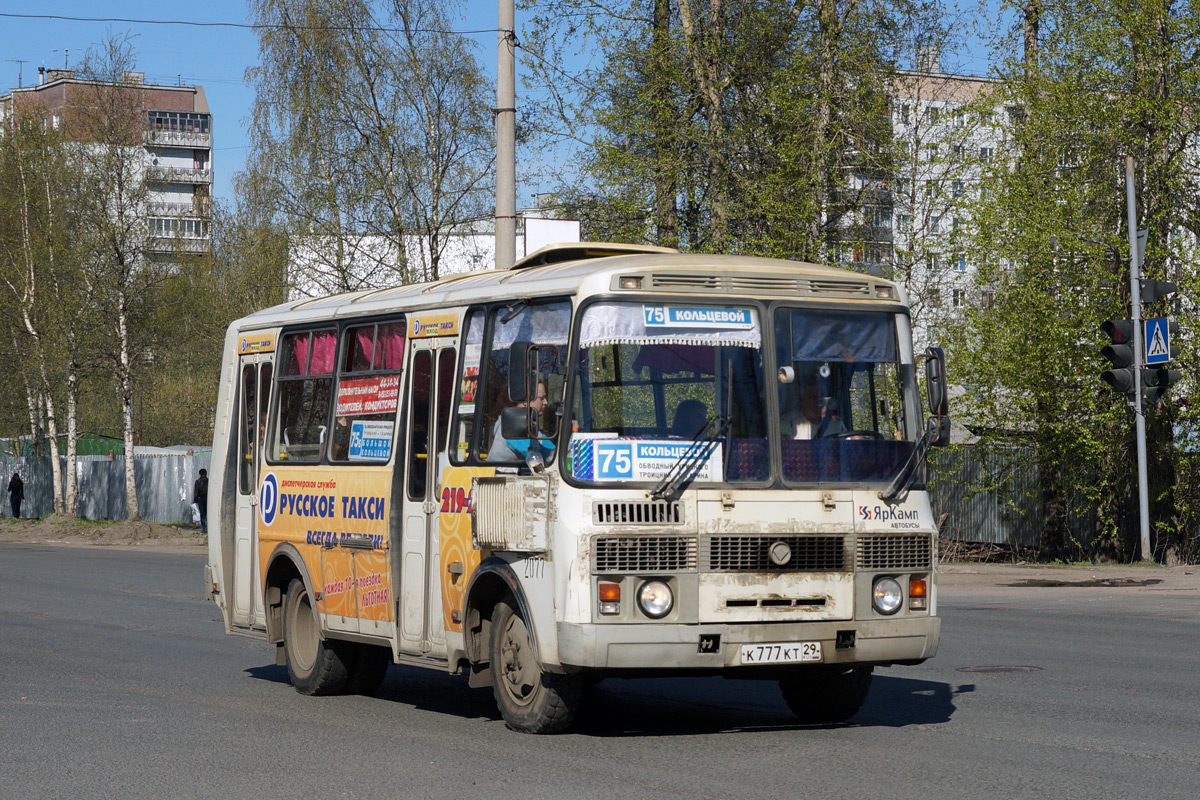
[283, 578, 353, 695]
[489, 596, 581, 734]
[779, 664, 873, 724]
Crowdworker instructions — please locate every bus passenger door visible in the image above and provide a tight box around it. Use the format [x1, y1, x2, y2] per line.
[398, 340, 457, 658]
[233, 355, 273, 630]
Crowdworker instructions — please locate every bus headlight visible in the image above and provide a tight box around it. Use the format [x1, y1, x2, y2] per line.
[872, 577, 903, 615]
[637, 580, 674, 619]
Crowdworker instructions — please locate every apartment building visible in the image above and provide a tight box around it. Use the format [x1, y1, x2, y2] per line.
[833, 49, 1007, 348]
[0, 68, 213, 257]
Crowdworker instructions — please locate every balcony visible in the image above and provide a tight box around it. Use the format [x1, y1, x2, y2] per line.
[147, 166, 212, 185]
[145, 129, 212, 148]
[147, 200, 210, 217]
[149, 236, 211, 255]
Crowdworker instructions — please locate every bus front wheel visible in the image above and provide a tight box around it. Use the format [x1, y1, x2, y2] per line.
[283, 578, 353, 695]
[779, 664, 873, 724]
[489, 596, 581, 734]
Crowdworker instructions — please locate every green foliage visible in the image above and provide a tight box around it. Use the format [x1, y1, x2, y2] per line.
[523, 0, 922, 259]
[950, 0, 1200, 561]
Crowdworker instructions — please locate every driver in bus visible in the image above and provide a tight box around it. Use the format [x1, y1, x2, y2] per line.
[783, 380, 845, 439]
[488, 381, 556, 461]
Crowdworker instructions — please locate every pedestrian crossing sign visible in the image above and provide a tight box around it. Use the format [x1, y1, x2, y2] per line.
[1145, 317, 1171, 365]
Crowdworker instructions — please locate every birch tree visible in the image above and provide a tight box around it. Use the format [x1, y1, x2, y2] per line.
[247, 0, 493, 294]
[0, 100, 81, 512]
[72, 39, 165, 521]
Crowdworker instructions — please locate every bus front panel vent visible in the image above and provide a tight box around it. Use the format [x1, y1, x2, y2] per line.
[593, 500, 682, 525]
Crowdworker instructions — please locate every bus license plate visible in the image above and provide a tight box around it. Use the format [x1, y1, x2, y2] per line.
[739, 642, 822, 665]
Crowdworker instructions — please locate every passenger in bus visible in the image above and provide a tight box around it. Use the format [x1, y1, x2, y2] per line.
[489, 381, 554, 460]
[331, 416, 351, 461]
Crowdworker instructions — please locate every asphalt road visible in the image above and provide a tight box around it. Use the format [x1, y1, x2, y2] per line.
[2, 544, 1197, 800]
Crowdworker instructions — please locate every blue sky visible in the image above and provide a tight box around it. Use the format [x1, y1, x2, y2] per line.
[0, 0, 510, 204]
[1, 2, 1009, 206]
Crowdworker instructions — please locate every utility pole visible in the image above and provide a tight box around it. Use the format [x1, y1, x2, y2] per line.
[495, 0, 517, 270]
[1125, 155, 1151, 563]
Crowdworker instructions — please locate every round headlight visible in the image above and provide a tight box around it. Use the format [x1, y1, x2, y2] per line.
[872, 577, 903, 615]
[637, 580, 674, 619]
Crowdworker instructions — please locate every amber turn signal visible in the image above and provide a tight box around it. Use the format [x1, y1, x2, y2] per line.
[909, 575, 928, 610]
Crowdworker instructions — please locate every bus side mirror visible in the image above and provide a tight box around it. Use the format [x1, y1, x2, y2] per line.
[501, 405, 537, 440]
[923, 346, 951, 447]
[508, 341, 535, 402]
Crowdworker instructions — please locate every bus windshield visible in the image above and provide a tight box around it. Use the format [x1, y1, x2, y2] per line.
[774, 307, 917, 484]
[567, 301, 769, 484]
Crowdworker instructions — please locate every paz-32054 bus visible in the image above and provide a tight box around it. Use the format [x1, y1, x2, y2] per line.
[206, 243, 950, 733]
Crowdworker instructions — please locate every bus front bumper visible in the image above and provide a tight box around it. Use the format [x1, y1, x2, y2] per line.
[556, 616, 940, 671]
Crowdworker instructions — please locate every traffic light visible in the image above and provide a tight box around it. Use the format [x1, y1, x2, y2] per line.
[1100, 319, 1136, 394]
[1140, 279, 1177, 304]
[1142, 367, 1182, 403]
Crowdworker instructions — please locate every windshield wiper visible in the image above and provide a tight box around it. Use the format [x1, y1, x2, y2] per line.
[650, 415, 732, 500]
[877, 419, 938, 502]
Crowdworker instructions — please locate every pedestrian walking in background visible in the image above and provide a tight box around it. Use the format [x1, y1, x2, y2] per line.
[7, 472, 24, 519]
[194, 468, 209, 533]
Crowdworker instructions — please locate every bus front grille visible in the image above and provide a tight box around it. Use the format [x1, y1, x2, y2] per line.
[702, 535, 847, 572]
[856, 534, 932, 570]
[592, 535, 698, 574]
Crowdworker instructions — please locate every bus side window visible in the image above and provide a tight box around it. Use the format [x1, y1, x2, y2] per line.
[407, 350, 432, 499]
[272, 329, 337, 462]
[480, 300, 571, 463]
[450, 310, 484, 465]
[238, 364, 256, 494]
[329, 319, 404, 463]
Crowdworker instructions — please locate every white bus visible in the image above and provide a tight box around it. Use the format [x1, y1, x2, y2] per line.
[206, 243, 949, 733]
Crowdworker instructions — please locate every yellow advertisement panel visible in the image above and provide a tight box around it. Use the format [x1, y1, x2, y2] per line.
[256, 465, 394, 623]
[410, 313, 459, 339]
[238, 331, 277, 354]
[438, 465, 494, 632]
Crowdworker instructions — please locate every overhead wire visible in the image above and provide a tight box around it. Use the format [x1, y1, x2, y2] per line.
[0, 12, 498, 36]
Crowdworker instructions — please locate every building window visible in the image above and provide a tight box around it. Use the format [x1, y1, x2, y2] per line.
[957, 256, 967, 272]
[953, 109, 966, 128]
[953, 288, 963, 307]
[926, 106, 940, 124]
[926, 144, 939, 159]
[897, 214, 911, 233]
[980, 147, 994, 162]
[900, 104, 911, 124]
[952, 180, 964, 197]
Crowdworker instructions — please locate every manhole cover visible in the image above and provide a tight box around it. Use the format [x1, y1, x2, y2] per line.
[956, 665, 1043, 674]
[1004, 578, 1162, 588]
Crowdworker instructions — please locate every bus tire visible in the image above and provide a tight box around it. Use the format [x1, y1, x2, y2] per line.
[283, 578, 352, 696]
[344, 644, 391, 695]
[489, 595, 581, 734]
[779, 664, 873, 724]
